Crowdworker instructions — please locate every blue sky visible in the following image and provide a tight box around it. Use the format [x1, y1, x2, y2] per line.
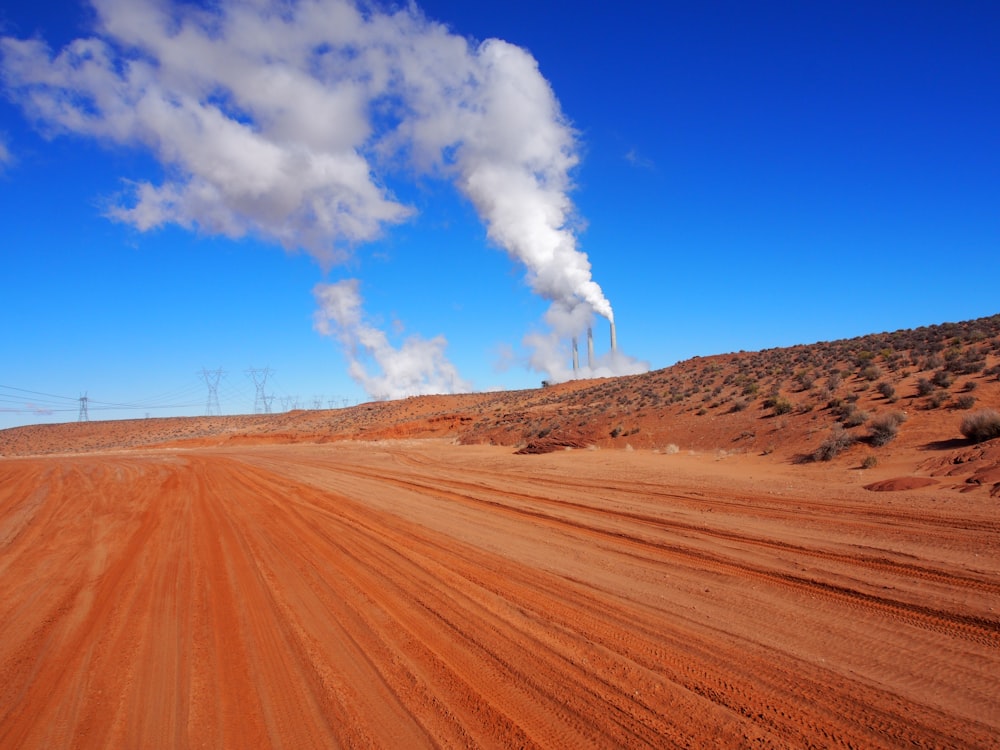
[1, 0, 998, 428]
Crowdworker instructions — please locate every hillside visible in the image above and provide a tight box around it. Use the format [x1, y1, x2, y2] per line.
[3, 313, 999, 492]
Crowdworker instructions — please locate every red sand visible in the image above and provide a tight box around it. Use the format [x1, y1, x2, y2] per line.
[1, 439, 997, 748]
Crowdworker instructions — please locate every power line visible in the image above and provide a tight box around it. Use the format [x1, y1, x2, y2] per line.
[78, 393, 89, 422]
[200, 367, 225, 416]
[245, 367, 273, 414]
[0, 383, 203, 419]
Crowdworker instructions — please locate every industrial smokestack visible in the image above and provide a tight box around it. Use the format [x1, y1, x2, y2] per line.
[572, 336, 579, 374]
[587, 326, 594, 369]
[610, 320, 617, 353]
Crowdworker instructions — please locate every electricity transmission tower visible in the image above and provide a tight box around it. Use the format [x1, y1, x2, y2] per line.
[200, 367, 224, 416]
[245, 367, 273, 414]
[78, 393, 89, 422]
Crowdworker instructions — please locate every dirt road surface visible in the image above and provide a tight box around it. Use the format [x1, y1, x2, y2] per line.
[1, 440, 997, 748]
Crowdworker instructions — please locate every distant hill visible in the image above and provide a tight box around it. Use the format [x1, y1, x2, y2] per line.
[3, 313, 999, 492]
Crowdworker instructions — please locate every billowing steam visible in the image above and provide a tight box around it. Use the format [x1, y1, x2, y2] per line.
[313, 280, 469, 400]
[1, 0, 647, 396]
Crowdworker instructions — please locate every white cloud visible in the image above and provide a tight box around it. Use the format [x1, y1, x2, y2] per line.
[313, 279, 469, 400]
[1, 0, 645, 386]
[0, 134, 10, 168]
[625, 147, 655, 170]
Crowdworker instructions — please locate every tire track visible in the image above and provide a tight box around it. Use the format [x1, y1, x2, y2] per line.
[234, 454, 994, 749]
[259, 455, 999, 645]
[2, 448, 997, 749]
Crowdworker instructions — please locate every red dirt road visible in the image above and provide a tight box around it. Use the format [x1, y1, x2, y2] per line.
[1, 440, 998, 748]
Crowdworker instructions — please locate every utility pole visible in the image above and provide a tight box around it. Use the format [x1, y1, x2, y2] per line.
[78, 392, 89, 422]
[200, 367, 224, 416]
[245, 367, 273, 414]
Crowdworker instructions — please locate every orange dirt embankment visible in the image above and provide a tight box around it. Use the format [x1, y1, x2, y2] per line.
[1, 439, 997, 748]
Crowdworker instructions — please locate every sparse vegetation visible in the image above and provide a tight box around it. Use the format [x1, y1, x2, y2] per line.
[860, 364, 882, 381]
[876, 381, 896, 401]
[813, 426, 856, 462]
[956, 395, 976, 410]
[841, 406, 870, 428]
[764, 395, 793, 415]
[932, 370, 955, 388]
[960, 409, 1000, 443]
[927, 391, 949, 409]
[868, 411, 906, 447]
[12, 312, 999, 462]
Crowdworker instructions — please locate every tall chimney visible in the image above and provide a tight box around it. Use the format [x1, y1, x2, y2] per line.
[572, 336, 579, 374]
[587, 326, 595, 369]
[610, 320, 617, 353]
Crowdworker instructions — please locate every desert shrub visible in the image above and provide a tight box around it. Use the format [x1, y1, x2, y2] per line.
[862, 455, 878, 469]
[610, 425, 623, 438]
[730, 398, 750, 413]
[962, 380, 978, 392]
[860, 364, 882, 381]
[960, 409, 1000, 443]
[916, 378, 935, 397]
[764, 395, 793, 415]
[927, 391, 950, 409]
[931, 369, 954, 388]
[956, 395, 976, 410]
[868, 411, 906, 446]
[947, 353, 986, 375]
[876, 381, 896, 400]
[841, 406, 870, 427]
[795, 370, 816, 391]
[924, 354, 944, 370]
[813, 426, 857, 461]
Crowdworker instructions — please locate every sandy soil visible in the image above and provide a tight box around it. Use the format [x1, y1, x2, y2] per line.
[1, 438, 997, 748]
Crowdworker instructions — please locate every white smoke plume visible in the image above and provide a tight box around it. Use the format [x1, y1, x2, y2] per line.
[1, 0, 644, 393]
[313, 280, 469, 400]
[525, 301, 648, 382]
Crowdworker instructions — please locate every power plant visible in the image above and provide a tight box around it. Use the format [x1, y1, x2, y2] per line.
[572, 320, 617, 375]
